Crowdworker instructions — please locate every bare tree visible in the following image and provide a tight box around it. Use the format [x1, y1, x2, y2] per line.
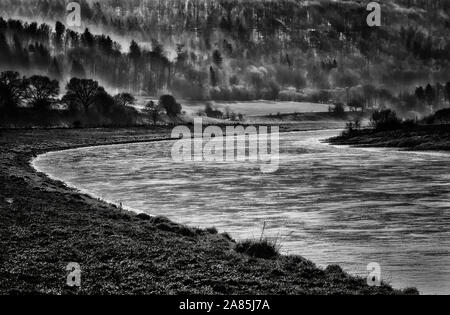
[63, 78, 102, 114]
[0, 71, 27, 110]
[144, 100, 163, 125]
[25, 75, 59, 110]
[114, 93, 136, 107]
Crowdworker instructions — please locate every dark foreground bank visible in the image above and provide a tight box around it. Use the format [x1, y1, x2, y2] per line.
[328, 124, 450, 151]
[0, 127, 417, 295]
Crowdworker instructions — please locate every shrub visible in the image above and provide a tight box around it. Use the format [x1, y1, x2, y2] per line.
[0, 71, 26, 111]
[311, 90, 331, 103]
[401, 287, 420, 295]
[114, 93, 136, 107]
[221, 232, 234, 242]
[343, 118, 361, 135]
[235, 238, 280, 259]
[159, 95, 182, 117]
[329, 103, 345, 117]
[401, 119, 418, 129]
[144, 101, 163, 125]
[204, 103, 224, 118]
[371, 109, 402, 130]
[136, 213, 151, 221]
[206, 227, 218, 234]
[325, 265, 344, 274]
[348, 98, 365, 112]
[73, 120, 82, 128]
[431, 108, 450, 124]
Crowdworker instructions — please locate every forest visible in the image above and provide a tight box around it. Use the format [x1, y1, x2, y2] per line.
[0, 0, 450, 127]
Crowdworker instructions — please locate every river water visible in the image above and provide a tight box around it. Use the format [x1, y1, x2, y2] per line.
[32, 129, 450, 294]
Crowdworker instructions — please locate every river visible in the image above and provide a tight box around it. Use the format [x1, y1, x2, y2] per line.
[32, 129, 450, 294]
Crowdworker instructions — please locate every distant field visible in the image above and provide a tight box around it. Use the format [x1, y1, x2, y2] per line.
[184, 101, 332, 117]
[134, 99, 332, 117]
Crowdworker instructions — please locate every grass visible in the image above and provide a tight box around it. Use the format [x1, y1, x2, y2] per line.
[235, 238, 280, 259]
[329, 124, 450, 151]
[0, 127, 419, 295]
[235, 221, 281, 259]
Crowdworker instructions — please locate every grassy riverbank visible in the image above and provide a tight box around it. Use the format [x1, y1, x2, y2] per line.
[329, 124, 450, 151]
[0, 127, 417, 295]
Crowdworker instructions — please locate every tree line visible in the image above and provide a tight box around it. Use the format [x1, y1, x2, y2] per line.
[0, 70, 182, 128]
[414, 82, 450, 111]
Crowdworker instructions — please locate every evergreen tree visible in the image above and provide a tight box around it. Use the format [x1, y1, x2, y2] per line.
[48, 57, 62, 80]
[54, 21, 65, 50]
[0, 32, 10, 64]
[70, 59, 86, 78]
[445, 82, 450, 103]
[210, 66, 217, 87]
[212, 50, 223, 68]
[425, 84, 436, 107]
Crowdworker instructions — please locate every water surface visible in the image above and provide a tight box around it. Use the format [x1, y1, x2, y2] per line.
[33, 129, 450, 294]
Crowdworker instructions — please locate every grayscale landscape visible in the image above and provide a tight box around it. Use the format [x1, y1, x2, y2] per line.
[1, 0, 449, 297]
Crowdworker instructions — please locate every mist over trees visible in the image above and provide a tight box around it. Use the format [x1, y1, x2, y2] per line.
[0, 0, 449, 116]
[0, 16, 172, 96]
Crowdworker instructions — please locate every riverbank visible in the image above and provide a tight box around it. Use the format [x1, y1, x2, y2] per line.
[0, 127, 417, 294]
[328, 124, 450, 151]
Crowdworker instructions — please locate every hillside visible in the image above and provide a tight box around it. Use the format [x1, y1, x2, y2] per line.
[0, 0, 449, 110]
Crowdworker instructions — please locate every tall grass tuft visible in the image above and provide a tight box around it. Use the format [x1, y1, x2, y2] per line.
[235, 238, 280, 259]
[235, 221, 281, 259]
